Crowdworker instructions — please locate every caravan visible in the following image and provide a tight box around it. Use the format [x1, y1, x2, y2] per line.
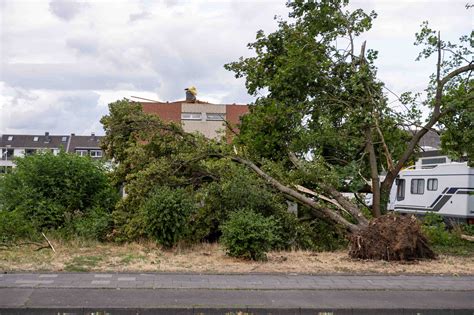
[389, 162, 474, 224]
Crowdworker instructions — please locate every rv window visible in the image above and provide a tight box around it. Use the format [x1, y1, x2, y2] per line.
[427, 179, 438, 191]
[411, 179, 425, 195]
[396, 179, 405, 201]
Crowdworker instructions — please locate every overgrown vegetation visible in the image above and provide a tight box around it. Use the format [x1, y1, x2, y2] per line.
[221, 209, 279, 261]
[139, 186, 195, 248]
[421, 213, 474, 256]
[0, 152, 118, 242]
[1, 0, 472, 263]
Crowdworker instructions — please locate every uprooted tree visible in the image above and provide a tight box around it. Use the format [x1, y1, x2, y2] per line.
[101, 0, 472, 260]
[223, 0, 472, 259]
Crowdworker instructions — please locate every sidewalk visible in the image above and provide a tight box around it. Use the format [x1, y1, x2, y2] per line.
[1, 273, 473, 314]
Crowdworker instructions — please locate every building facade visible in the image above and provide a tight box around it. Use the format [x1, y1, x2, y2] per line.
[0, 132, 103, 173]
[139, 91, 249, 140]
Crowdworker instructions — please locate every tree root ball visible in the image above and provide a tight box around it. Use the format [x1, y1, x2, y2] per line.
[349, 213, 436, 261]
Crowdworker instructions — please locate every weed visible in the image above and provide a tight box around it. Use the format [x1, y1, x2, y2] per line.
[64, 255, 103, 272]
[120, 254, 146, 265]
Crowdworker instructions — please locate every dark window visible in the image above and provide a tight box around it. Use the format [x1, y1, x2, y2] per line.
[25, 149, 37, 156]
[411, 179, 425, 195]
[421, 158, 446, 165]
[396, 179, 405, 201]
[427, 178, 438, 191]
[0, 166, 13, 174]
[1, 149, 14, 160]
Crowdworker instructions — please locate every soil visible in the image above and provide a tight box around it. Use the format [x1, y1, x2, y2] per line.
[349, 213, 436, 261]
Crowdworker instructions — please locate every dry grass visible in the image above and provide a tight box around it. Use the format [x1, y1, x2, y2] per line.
[0, 240, 473, 275]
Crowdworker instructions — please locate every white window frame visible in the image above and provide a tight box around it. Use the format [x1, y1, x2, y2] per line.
[396, 179, 405, 201]
[76, 149, 88, 157]
[410, 179, 425, 195]
[90, 150, 103, 158]
[33, 136, 39, 142]
[61, 136, 67, 142]
[206, 113, 225, 121]
[427, 178, 438, 191]
[181, 112, 202, 120]
[7, 136, 13, 141]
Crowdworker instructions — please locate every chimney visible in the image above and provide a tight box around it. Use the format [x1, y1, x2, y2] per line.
[91, 132, 96, 141]
[44, 131, 50, 143]
[185, 86, 197, 103]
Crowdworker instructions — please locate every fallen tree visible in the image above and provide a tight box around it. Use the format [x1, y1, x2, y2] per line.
[101, 1, 472, 260]
[223, 0, 473, 260]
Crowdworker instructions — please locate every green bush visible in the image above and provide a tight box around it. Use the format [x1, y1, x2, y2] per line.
[221, 209, 278, 261]
[140, 186, 195, 248]
[421, 212, 462, 246]
[191, 162, 287, 242]
[0, 210, 36, 242]
[73, 207, 113, 241]
[0, 151, 118, 239]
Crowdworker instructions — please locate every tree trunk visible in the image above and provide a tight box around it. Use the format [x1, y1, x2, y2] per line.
[365, 128, 381, 217]
[229, 156, 368, 233]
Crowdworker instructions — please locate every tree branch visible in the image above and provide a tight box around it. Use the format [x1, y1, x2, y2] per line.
[374, 114, 394, 172]
[382, 60, 474, 191]
[229, 155, 363, 233]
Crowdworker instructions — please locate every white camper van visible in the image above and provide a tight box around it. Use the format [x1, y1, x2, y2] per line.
[389, 162, 474, 224]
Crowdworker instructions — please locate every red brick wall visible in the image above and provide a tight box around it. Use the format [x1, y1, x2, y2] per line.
[226, 105, 249, 125]
[226, 104, 250, 141]
[141, 102, 181, 123]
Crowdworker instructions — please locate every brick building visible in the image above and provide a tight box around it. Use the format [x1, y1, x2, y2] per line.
[139, 89, 249, 140]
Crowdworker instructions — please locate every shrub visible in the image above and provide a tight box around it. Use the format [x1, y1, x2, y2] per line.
[421, 212, 463, 246]
[73, 207, 113, 241]
[221, 209, 278, 261]
[0, 210, 36, 242]
[140, 186, 195, 248]
[191, 162, 287, 242]
[0, 151, 118, 238]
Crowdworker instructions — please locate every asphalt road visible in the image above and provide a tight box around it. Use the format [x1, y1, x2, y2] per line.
[0, 273, 473, 314]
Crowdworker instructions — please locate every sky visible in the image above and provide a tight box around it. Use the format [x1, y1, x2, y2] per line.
[0, 0, 471, 136]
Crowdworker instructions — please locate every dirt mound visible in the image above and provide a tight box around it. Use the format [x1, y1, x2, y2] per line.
[349, 213, 436, 261]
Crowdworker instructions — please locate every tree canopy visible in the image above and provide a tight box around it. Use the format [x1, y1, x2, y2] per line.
[225, 0, 473, 219]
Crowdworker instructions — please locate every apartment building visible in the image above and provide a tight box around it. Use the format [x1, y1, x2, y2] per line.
[0, 132, 103, 173]
[139, 88, 249, 139]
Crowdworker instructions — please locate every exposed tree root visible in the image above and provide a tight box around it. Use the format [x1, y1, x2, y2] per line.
[349, 213, 436, 261]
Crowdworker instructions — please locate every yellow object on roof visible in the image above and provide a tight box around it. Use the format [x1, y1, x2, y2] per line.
[186, 86, 197, 96]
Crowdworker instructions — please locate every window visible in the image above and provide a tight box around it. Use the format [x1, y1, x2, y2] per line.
[181, 112, 202, 120]
[396, 179, 405, 201]
[75, 150, 88, 157]
[25, 149, 37, 156]
[33, 136, 39, 142]
[61, 136, 67, 142]
[0, 166, 13, 174]
[427, 178, 438, 191]
[206, 113, 225, 121]
[7, 136, 13, 141]
[421, 158, 446, 165]
[90, 150, 103, 158]
[1, 149, 14, 160]
[411, 179, 425, 195]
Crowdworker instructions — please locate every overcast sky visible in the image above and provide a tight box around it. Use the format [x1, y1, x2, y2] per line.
[0, 0, 471, 136]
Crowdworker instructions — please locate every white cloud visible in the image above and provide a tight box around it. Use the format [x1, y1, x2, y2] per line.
[0, 0, 471, 135]
[49, 0, 88, 21]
